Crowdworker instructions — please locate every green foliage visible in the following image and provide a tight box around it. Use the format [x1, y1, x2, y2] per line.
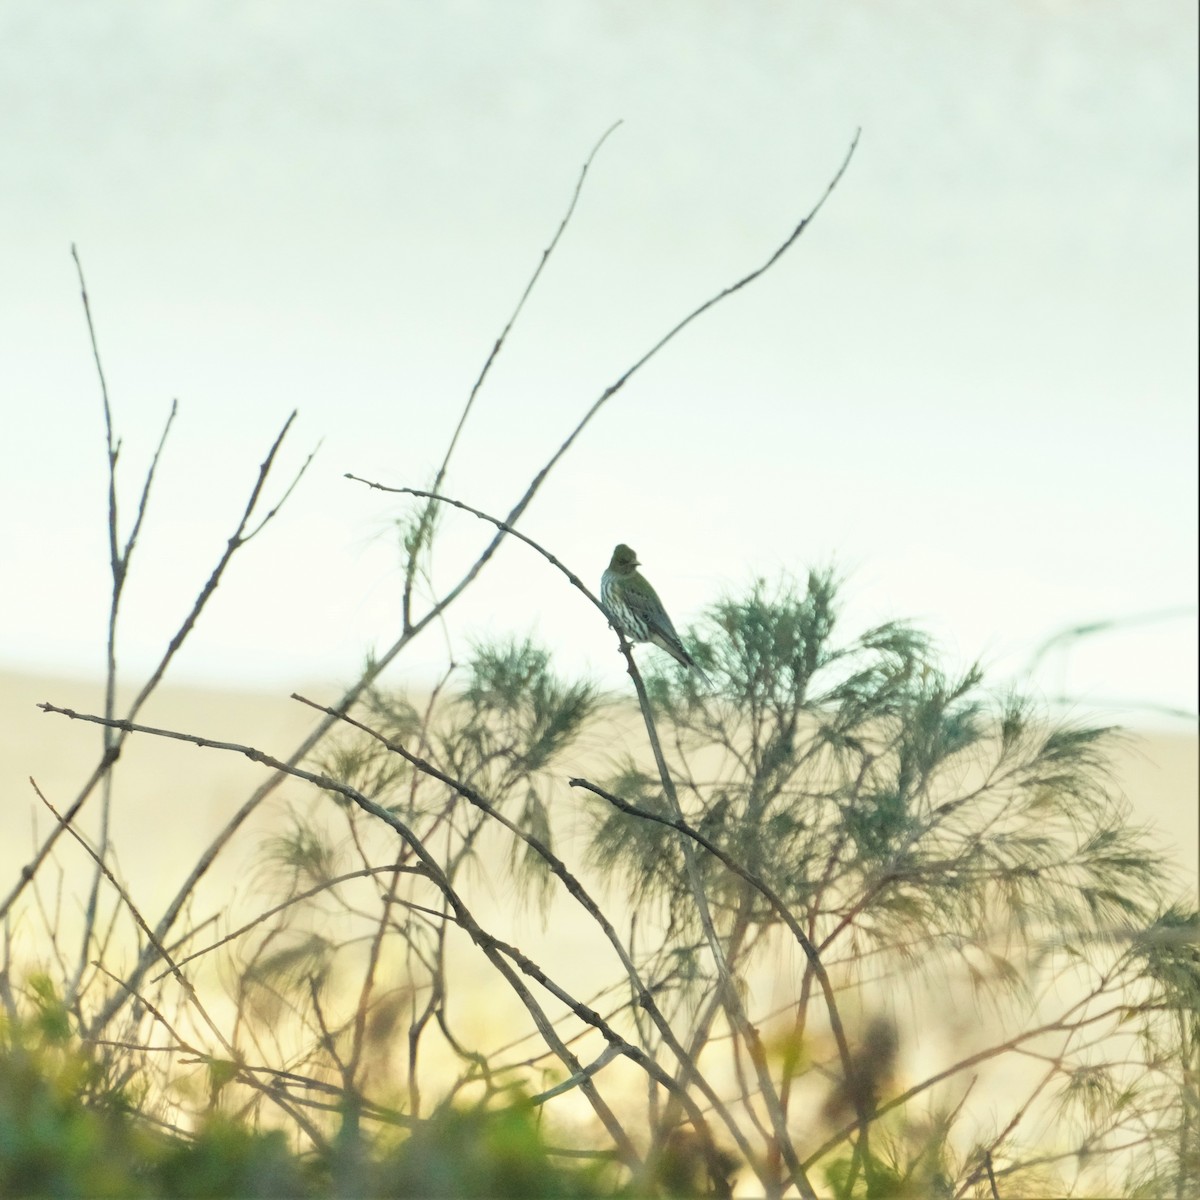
[371, 1098, 614, 1198]
[27, 971, 73, 1045]
[319, 637, 597, 834]
[0, 1018, 144, 1199]
[261, 815, 339, 887]
[310, 684, 422, 805]
[243, 932, 334, 994]
[0, 1018, 615, 1198]
[451, 636, 599, 780]
[581, 574, 1187, 1193]
[439, 637, 599, 902]
[1134, 906, 1200, 1003]
[823, 1119, 961, 1200]
[1120, 907, 1200, 1198]
[1, 1014, 312, 1198]
[596, 573, 1170, 987]
[155, 1116, 310, 1199]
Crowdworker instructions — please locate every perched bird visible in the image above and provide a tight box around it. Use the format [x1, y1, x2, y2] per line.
[601, 544, 711, 685]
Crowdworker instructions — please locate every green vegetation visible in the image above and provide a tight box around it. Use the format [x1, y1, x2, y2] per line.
[1, 1009, 612, 1197]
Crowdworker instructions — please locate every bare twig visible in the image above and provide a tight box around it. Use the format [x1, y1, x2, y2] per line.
[356, 129, 861, 640]
[346, 482, 607, 615]
[150, 865, 426, 982]
[1, 410, 312, 931]
[71, 247, 184, 994]
[290, 691, 767, 1191]
[799, 969, 1133, 1170]
[402, 120, 622, 629]
[30, 776, 239, 1062]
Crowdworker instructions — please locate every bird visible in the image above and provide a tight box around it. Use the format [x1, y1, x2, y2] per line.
[600, 544, 711, 685]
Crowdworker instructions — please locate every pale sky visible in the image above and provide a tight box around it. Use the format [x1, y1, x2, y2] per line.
[2, 1, 1197, 725]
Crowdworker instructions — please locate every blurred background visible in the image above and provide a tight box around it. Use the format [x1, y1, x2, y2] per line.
[1, 1, 1196, 726]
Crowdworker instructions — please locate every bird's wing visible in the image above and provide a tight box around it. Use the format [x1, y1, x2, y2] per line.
[629, 583, 680, 639]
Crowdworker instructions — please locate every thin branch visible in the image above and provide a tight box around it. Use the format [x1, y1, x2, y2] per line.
[30, 776, 240, 1063]
[242, 433, 321, 543]
[799, 975, 1133, 1170]
[150, 865, 426, 981]
[403, 120, 622, 629]
[70, 244, 119, 582]
[30, 784, 337, 1151]
[984, 1150, 1001, 1199]
[122, 398, 180, 574]
[607, 639, 817, 1197]
[71, 252, 184, 1000]
[346, 482, 607, 617]
[36, 704, 645, 1164]
[291, 691, 768, 1191]
[0, 411, 311, 929]
[1028, 606, 1198, 674]
[77, 396, 180, 990]
[571, 773, 867, 1163]
[357, 130, 862, 644]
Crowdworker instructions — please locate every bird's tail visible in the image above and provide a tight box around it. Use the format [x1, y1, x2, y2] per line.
[652, 633, 714, 689]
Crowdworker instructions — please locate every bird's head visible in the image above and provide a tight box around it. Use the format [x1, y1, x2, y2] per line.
[609, 544, 640, 573]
